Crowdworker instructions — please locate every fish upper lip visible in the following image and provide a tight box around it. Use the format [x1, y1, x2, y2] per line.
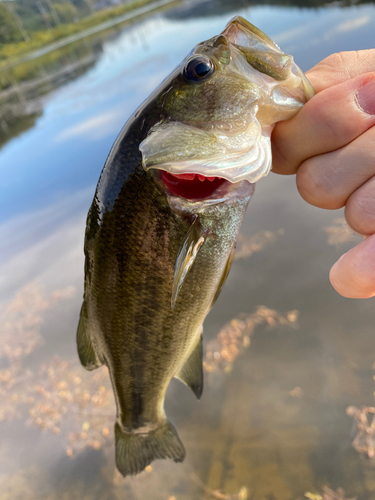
[221, 15, 281, 52]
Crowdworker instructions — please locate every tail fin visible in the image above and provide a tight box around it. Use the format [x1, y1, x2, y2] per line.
[115, 420, 186, 476]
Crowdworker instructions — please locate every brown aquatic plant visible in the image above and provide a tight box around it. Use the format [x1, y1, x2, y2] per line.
[0, 281, 75, 364]
[27, 306, 298, 456]
[0, 283, 76, 423]
[190, 471, 248, 499]
[234, 229, 284, 260]
[0, 365, 33, 423]
[1, 302, 297, 464]
[324, 218, 358, 247]
[204, 306, 298, 374]
[305, 486, 355, 500]
[346, 405, 375, 459]
[27, 357, 115, 456]
[289, 386, 303, 398]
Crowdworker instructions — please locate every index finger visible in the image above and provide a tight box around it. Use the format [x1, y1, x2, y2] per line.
[307, 50, 375, 92]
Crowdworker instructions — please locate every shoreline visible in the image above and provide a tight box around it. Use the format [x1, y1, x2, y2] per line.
[0, 0, 178, 71]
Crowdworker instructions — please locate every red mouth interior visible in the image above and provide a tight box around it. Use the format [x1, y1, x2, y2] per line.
[160, 171, 227, 200]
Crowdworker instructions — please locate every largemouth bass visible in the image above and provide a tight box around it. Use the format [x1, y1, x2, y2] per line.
[77, 16, 314, 477]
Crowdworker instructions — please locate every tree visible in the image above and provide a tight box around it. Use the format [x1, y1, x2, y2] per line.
[54, 2, 78, 23]
[0, 3, 23, 43]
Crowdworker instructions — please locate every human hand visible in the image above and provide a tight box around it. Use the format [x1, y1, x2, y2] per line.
[271, 50, 375, 299]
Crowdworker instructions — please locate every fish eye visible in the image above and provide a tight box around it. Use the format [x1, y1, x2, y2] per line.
[184, 56, 215, 82]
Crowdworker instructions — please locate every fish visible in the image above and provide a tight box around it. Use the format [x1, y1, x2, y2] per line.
[77, 16, 314, 477]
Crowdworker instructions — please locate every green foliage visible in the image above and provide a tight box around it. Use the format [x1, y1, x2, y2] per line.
[11, 0, 45, 32]
[0, 0, 174, 63]
[0, 3, 22, 44]
[54, 2, 79, 23]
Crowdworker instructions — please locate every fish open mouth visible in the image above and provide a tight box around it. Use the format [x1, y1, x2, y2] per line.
[159, 171, 228, 200]
[140, 121, 273, 197]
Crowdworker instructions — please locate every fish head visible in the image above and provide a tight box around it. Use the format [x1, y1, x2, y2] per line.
[140, 16, 315, 203]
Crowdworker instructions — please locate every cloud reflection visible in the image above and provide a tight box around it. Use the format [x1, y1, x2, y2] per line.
[0, 187, 91, 301]
[54, 109, 125, 144]
[335, 16, 371, 33]
[324, 15, 372, 40]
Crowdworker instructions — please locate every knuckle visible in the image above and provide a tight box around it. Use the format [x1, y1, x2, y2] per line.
[346, 183, 375, 235]
[316, 52, 346, 73]
[310, 90, 356, 145]
[317, 51, 356, 74]
[271, 130, 297, 173]
[296, 158, 342, 209]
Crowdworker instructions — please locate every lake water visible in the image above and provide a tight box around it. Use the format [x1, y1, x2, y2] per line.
[1, 0, 375, 498]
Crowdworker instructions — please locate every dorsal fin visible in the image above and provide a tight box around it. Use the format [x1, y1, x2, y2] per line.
[175, 334, 203, 399]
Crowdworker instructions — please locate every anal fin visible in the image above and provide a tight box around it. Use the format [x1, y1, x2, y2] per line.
[175, 334, 203, 399]
[76, 301, 102, 371]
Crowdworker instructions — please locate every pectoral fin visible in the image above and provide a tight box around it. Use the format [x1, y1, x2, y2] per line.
[175, 334, 203, 399]
[171, 216, 206, 309]
[77, 301, 102, 371]
[210, 244, 236, 308]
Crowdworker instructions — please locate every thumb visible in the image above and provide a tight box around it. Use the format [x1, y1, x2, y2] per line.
[329, 234, 375, 298]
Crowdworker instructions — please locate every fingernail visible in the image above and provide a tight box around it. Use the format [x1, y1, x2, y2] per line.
[356, 79, 375, 115]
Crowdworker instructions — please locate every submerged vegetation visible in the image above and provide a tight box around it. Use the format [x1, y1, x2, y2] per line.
[0, 279, 300, 499]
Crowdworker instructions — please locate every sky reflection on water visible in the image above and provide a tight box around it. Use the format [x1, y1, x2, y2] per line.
[1, 0, 375, 498]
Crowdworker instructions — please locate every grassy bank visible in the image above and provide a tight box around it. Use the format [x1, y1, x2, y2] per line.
[0, 0, 163, 63]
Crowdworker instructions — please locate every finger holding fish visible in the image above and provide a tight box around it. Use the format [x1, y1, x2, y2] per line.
[271, 73, 375, 178]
